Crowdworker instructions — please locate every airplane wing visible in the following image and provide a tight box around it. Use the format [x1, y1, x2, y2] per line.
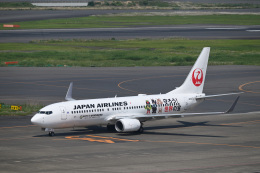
[106, 96, 240, 122]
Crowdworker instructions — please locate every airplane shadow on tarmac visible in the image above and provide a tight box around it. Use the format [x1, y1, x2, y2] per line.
[33, 121, 239, 138]
[145, 120, 239, 130]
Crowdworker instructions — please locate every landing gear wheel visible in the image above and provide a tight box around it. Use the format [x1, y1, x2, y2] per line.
[49, 131, 55, 137]
[138, 126, 144, 133]
[107, 124, 116, 132]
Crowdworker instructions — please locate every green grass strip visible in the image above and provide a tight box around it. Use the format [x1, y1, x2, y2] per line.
[1, 15, 259, 29]
[0, 2, 34, 7]
[0, 38, 259, 67]
[0, 104, 43, 116]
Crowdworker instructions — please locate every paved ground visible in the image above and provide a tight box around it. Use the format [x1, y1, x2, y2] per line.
[0, 6, 260, 173]
[1, 25, 260, 43]
[1, 65, 259, 112]
[0, 112, 260, 173]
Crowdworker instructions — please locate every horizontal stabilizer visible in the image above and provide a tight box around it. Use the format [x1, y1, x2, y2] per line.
[196, 92, 243, 99]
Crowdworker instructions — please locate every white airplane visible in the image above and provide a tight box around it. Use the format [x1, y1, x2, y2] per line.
[31, 47, 241, 136]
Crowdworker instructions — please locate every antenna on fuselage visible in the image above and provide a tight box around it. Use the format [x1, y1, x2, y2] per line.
[65, 82, 75, 101]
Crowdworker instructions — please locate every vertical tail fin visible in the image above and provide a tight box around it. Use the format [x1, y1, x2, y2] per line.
[168, 47, 210, 94]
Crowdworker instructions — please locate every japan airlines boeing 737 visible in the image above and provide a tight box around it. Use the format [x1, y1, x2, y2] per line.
[31, 47, 241, 136]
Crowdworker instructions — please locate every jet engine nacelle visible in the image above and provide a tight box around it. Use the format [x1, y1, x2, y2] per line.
[115, 119, 141, 132]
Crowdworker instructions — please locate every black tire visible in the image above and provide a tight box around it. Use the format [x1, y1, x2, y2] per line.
[49, 132, 55, 137]
[107, 124, 116, 132]
[138, 126, 144, 133]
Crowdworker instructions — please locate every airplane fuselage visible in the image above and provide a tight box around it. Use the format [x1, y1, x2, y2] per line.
[32, 93, 203, 130]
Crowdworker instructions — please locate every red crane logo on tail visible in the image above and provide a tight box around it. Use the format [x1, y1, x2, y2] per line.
[192, 68, 203, 87]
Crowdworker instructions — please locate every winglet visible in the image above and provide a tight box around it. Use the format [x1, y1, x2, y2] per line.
[225, 96, 240, 113]
[65, 82, 75, 101]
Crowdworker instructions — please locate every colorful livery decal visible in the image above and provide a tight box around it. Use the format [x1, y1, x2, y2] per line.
[145, 100, 152, 114]
[145, 98, 181, 114]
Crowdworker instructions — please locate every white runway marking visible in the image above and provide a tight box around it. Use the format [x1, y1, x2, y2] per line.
[246, 30, 260, 32]
[205, 28, 240, 30]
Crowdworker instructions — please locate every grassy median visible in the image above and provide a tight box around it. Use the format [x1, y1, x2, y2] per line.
[1, 15, 259, 29]
[0, 104, 43, 116]
[0, 38, 259, 67]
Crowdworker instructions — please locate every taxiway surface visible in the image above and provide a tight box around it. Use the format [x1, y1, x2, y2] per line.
[1, 65, 259, 112]
[1, 25, 260, 43]
[0, 66, 260, 172]
[0, 112, 260, 172]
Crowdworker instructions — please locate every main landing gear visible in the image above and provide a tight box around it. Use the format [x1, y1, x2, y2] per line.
[48, 131, 55, 137]
[138, 126, 144, 133]
[107, 124, 116, 132]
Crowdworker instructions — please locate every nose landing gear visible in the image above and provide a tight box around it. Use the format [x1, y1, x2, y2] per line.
[43, 128, 55, 137]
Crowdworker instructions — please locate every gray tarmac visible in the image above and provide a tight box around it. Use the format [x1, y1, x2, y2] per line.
[0, 66, 260, 172]
[1, 25, 260, 43]
[0, 111, 260, 173]
[1, 65, 259, 112]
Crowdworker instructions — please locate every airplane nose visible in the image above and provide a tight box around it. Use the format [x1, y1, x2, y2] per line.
[31, 114, 43, 126]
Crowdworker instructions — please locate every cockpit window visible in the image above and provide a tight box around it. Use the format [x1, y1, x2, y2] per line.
[46, 111, 53, 115]
[38, 111, 53, 115]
